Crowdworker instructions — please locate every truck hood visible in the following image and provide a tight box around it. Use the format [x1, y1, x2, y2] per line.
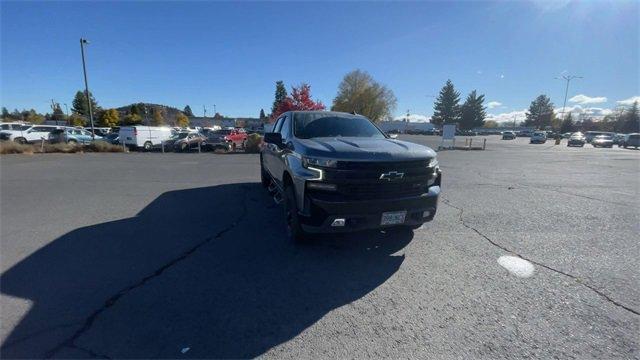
[296, 137, 436, 161]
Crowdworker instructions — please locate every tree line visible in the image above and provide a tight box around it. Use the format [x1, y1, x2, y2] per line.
[268, 73, 487, 130]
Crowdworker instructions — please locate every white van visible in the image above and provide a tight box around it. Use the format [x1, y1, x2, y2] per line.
[119, 126, 173, 150]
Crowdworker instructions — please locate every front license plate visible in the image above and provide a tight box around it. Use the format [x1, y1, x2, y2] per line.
[381, 211, 407, 226]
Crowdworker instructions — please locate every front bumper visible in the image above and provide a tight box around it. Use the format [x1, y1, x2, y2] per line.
[299, 185, 440, 233]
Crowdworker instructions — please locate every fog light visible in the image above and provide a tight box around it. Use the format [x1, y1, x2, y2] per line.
[331, 218, 346, 227]
[422, 211, 431, 218]
[307, 182, 337, 191]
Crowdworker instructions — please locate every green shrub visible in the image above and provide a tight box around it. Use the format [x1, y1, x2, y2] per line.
[244, 133, 263, 153]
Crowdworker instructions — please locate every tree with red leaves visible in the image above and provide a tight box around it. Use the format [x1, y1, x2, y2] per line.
[271, 83, 325, 121]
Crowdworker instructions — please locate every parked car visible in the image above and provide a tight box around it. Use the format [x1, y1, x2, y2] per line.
[530, 131, 547, 144]
[0, 125, 62, 144]
[585, 131, 615, 143]
[102, 132, 120, 145]
[202, 132, 233, 152]
[502, 131, 516, 140]
[213, 128, 248, 150]
[173, 132, 207, 152]
[517, 130, 532, 137]
[49, 127, 103, 144]
[0, 122, 29, 131]
[562, 132, 572, 139]
[84, 127, 111, 137]
[567, 132, 586, 147]
[119, 126, 173, 150]
[260, 111, 441, 242]
[612, 133, 626, 145]
[619, 133, 640, 149]
[592, 135, 614, 148]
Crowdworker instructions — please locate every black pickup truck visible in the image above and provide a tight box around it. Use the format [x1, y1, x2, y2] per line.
[260, 111, 441, 242]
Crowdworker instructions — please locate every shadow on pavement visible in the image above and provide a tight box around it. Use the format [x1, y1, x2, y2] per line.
[1, 182, 412, 358]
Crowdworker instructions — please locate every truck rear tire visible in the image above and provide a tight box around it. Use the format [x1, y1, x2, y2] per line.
[284, 186, 307, 243]
[143, 141, 152, 151]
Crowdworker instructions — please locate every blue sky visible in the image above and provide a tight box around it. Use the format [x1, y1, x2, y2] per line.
[1, 1, 638, 122]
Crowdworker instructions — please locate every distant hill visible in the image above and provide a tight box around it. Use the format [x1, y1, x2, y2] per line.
[116, 103, 184, 125]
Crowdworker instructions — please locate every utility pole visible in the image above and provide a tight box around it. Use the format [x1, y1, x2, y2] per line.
[213, 104, 217, 115]
[80, 38, 95, 138]
[203, 105, 207, 118]
[555, 74, 582, 123]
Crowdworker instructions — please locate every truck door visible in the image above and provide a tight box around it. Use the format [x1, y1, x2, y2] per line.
[270, 113, 292, 187]
[263, 116, 285, 179]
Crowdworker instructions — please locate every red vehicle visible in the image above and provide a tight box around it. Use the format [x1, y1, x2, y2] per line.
[220, 128, 247, 150]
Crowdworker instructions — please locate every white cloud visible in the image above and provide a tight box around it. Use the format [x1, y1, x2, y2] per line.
[486, 109, 528, 123]
[569, 94, 607, 104]
[616, 96, 640, 106]
[554, 105, 613, 119]
[487, 101, 502, 109]
[393, 114, 429, 122]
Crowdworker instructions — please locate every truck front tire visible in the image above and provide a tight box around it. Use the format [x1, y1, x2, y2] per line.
[284, 186, 307, 243]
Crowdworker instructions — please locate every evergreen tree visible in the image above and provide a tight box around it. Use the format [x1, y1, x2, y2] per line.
[622, 101, 639, 133]
[1, 107, 9, 119]
[432, 80, 461, 125]
[71, 90, 99, 116]
[271, 81, 288, 119]
[524, 95, 555, 129]
[559, 113, 575, 133]
[259, 109, 267, 120]
[459, 90, 486, 130]
[51, 103, 66, 121]
[183, 105, 194, 117]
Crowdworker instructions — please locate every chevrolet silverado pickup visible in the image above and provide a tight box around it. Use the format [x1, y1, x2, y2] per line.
[260, 111, 441, 242]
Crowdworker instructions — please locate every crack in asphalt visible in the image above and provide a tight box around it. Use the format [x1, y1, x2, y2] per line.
[441, 197, 640, 317]
[0, 322, 81, 350]
[473, 171, 631, 207]
[66, 344, 112, 359]
[42, 186, 251, 359]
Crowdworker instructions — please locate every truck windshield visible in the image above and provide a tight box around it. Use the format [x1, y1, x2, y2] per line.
[294, 113, 385, 139]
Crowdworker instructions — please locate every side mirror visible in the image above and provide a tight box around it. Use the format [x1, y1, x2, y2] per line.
[263, 132, 283, 146]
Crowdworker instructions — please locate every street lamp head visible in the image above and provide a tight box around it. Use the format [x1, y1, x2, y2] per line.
[80, 38, 90, 44]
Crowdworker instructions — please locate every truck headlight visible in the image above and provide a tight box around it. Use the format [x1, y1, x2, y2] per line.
[302, 156, 337, 168]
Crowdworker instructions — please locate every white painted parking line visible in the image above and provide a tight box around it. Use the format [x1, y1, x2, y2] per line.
[497, 255, 535, 278]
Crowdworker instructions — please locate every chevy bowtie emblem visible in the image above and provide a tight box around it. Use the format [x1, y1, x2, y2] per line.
[379, 171, 404, 181]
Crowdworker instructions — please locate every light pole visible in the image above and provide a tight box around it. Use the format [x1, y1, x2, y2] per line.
[203, 105, 207, 118]
[555, 74, 582, 124]
[80, 38, 95, 138]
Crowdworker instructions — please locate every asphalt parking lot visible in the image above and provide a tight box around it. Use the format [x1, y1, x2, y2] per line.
[1, 135, 638, 359]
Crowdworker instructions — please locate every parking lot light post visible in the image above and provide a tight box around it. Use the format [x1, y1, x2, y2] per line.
[79, 38, 95, 139]
[555, 74, 583, 123]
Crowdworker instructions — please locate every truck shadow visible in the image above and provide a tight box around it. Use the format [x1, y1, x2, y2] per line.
[0, 183, 412, 358]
